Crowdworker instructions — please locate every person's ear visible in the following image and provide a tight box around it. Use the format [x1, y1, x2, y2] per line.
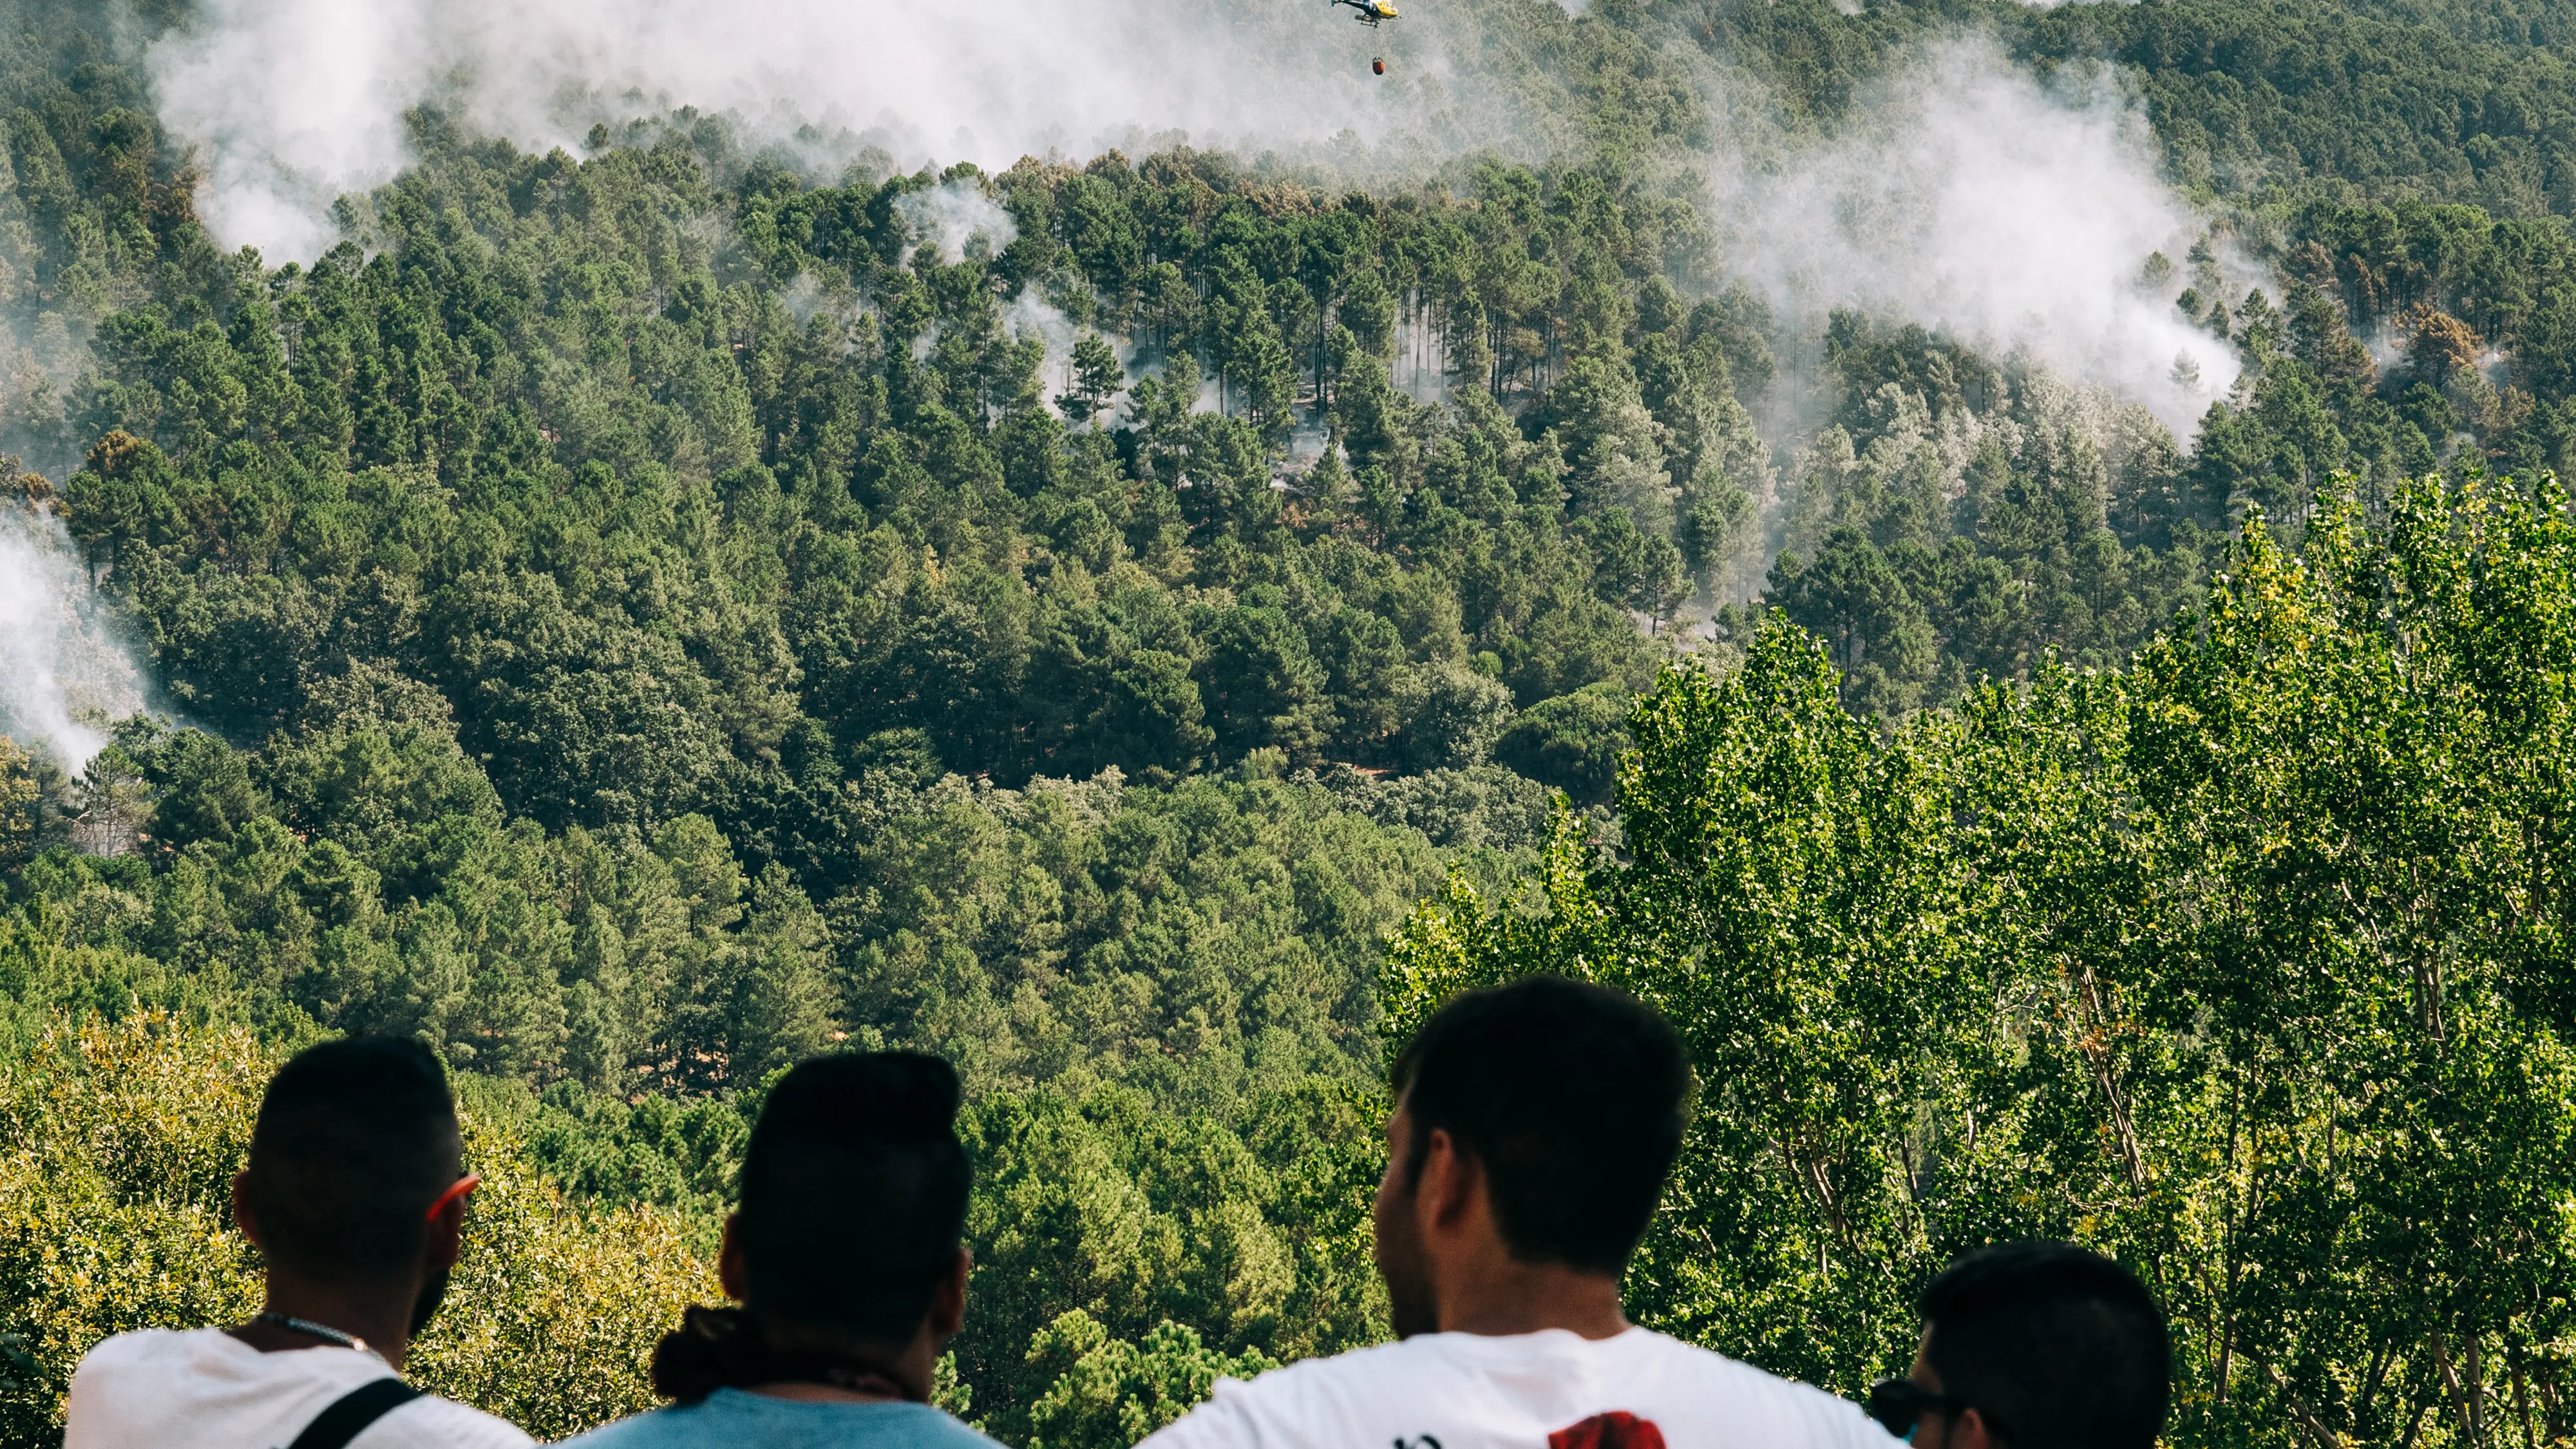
[1952, 1406, 2000, 1449]
[231, 1170, 265, 1252]
[1419, 1126, 1477, 1228]
[422, 1181, 468, 1271]
[717, 1213, 749, 1302]
[928, 1245, 970, 1340]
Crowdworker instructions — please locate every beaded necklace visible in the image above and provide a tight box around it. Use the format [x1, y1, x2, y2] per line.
[253, 1312, 392, 1369]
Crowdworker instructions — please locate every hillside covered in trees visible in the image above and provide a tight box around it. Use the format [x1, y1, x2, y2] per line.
[2, 0, 2575, 1445]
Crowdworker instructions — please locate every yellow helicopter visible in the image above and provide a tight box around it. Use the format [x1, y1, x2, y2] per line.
[1331, 0, 1398, 26]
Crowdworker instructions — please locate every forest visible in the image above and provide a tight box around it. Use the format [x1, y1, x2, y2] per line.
[0, 0, 2571, 1445]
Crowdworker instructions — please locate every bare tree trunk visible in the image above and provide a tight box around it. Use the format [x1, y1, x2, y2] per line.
[2510, 1343, 2537, 1449]
[2360, 1337, 2396, 1428]
[2077, 959, 2148, 1191]
[2258, 1357, 2344, 1449]
[2434, 1330, 2480, 1449]
[2467, 1333, 2487, 1449]
[2216, 1314, 2236, 1408]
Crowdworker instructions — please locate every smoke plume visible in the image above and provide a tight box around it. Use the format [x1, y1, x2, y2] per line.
[897, 180, 1017, 263]
[0, 504, 154, 772]
[148, 0, 1521, 264]
[1718, 40, 2235, 438]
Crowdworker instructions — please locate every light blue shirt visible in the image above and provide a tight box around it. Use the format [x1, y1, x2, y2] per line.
[562, 1390, 1002, 1449]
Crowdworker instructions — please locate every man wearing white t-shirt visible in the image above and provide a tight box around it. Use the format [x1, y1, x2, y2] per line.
[1141, 974, 1897, 1449]
[64, 1037, 531, 1449]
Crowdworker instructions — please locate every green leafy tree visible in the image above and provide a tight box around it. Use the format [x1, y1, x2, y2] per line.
[0, 741, 35, 873]
[1023, 1312, 1276, 1449]
[1195, 607, 1332, 765]
[1057, 333, 1126, 428]
[1385, 471, 2576, 1446]
[1492, 683, 1633, 808]
[1393, 662, 1517, 772]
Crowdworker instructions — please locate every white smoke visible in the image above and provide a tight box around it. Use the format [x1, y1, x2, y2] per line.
[147, 0, 1509, 264]
[0, 504, 154, 772]
[1718, 40, 2235, 438]
[1002, 287, 1087, 415]
[896, 180, 1016, 263]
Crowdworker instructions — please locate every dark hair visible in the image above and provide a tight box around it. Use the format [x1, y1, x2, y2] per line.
[653, 1051, 971, 1402]
[1920, 1241, 2171, 1449]
[243, 1037, 459, 1282]
[1389, 974, 1692, 1274]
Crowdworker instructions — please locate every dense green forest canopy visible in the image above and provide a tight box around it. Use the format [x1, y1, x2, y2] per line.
[1388, 473, 2576, 1449]
[0, 0, 2573, 1444]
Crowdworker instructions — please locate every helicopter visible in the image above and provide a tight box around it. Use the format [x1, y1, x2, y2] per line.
[1331, 0, 1398, 26]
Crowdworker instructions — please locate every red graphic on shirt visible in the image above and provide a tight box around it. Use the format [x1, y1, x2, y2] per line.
[1548, 1411, 1667, 1449]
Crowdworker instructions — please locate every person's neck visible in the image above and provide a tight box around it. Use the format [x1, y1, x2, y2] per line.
[227, 1274, 417, 1372]
[1436, 1258, 1631, 1340]
[747, 1328, 938, 1405]
[751, 1380, 907, 1405]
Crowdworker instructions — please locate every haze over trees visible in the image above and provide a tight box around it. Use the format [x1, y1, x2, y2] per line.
[0, 0, 2573, 1446]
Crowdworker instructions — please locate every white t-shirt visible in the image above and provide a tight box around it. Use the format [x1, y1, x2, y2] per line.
[64, 1328, 534, 1449]
[1137, 1327, 1898, 1449]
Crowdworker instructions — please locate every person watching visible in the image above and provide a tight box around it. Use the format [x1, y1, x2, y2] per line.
[564, 1050, 997, 1449]
[64, 1036, 531, 1449]
[1865, 1241, 2171, 1449]
[1140, 973, 1896, 1449]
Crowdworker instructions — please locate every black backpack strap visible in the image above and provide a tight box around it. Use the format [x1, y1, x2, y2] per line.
[287, 1378, 425, 1449]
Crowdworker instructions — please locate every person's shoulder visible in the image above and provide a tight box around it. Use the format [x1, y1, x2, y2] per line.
[1148, 1334, 1459, 1438]
[1216, 1335, 1446, 1397]
[71, 1326, 206, 1376]
[554, 1402, 687, 1449]
[68, 1327, 238, 1409]
[556, 1396, 998, 1449]
[367, 1392, 537, 1449]
[1616, 1327, 1806, 1385]
[905, 1402, 1008, 1449]
[849, 1401, 1006, 1449]
[66, 1329, 209, 1429]
[1235, 1334, 1444, 1390]
[1619, 1331, 1893, 1445]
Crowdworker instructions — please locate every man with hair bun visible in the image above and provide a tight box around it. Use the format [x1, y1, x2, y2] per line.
[65, 1036, 531, 1449]
[564, 1050, 1000, 1449]
[1141, 973, 1897, 1449]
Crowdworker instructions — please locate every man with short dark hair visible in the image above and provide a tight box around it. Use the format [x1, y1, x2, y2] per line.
[1141, 974, 1895, 1449]
[66, 1036, 530, 1449]
[1865, 1242, 2170, 1449]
